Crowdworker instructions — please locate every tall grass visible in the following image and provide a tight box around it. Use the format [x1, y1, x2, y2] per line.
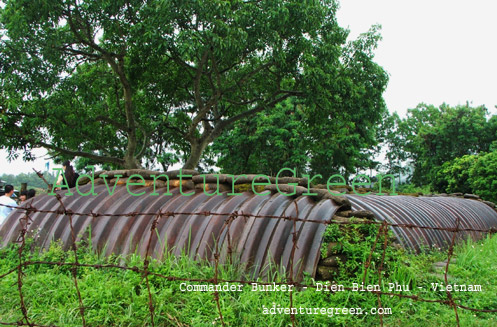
[0, 233, 495, 326]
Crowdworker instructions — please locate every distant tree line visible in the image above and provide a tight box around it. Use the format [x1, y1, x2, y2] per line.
[383, 103, 497, 201]
[430, 152, 497, 202]
[0, 172, 57, 190]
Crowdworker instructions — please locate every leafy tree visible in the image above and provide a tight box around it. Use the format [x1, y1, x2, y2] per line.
[380, 111, 410, 178]
[1, 0, 387, 171]
[488, 114, 497, 151]
[214, 25, 388, 178]
[0, 0, 166, 168]
[385, 103, 495, 185]
[0, 171, 57, 189]
[429, 151, 497, 201]
[213, 98, 310, 175]
[304, 25, 388, 179]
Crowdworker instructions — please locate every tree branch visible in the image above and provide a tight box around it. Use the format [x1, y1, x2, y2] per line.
[57, 45, 102, 60]
[186, 49, 216, 141]
[94, 115, 127, 131]
[193, 49, 210, 112]
[38, 141, 125, 166]
[212, 91, 302, 139]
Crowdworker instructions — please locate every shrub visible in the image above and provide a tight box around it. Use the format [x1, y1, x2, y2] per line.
[431, 154, 477, 194]
[469, 151, 497, 202]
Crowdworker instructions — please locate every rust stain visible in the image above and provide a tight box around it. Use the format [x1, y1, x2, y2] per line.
[0, 186, 339, 281]
[1, 186, 497, 280]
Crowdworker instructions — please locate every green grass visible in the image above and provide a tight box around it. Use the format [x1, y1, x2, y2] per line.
[396, 183, 433, 195]
[0, 232, 496, 326]
[371, 183, 433, 195]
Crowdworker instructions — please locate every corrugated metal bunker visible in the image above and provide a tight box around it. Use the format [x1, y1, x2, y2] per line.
[1, 169, 496, 281]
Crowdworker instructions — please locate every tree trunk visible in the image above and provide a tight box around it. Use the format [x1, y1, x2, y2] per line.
[124, 152, 141, 169]
[107, 55, 141, 169]
[122, 61, 140, 169]
[183, 138, 210, 170]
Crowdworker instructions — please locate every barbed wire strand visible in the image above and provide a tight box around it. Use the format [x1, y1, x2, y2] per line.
[0, 174, 495, 326]
[445, 217, 461, 327]
[34, 170, 87, 326]
[15, 203, 33, 327]
[288, 200, 300, 327]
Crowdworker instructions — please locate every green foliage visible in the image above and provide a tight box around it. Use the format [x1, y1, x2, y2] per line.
[213, 98, 310, 175]
[468, 151, 497, 202]
[0, 171, 56, 190]
[396, 183, 431, 195]
[1, 0, 388, 171]
[321, 220, 397, 276]
[0, 233, 496, 326]
[431, 155, 477, 194]
[381, 111, 410, 177]
[427, 151, 497, 202]
[214, 49, 389, 178]
[384, 103, 496, 186]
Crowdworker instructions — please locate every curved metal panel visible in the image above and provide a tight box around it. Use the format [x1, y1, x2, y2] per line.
[2, 189, 496, 280]
[0, 186, 340, 281]
[347, 195, 497, 252]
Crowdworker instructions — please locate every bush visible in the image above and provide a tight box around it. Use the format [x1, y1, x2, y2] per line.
[431, 155, 477, 194]
[397, 183, 431, 194]
[428, 151, 497, 202]
[469, 151, 497, 202]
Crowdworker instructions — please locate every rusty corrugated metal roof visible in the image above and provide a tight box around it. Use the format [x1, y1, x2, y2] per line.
[1, 179, 497, 280]
[0, 184, 341, 281]
[346, 195, 497, 252]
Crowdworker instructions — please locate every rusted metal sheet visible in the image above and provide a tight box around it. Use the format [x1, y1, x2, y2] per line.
[346, 195, 497, 252]
[2, 188, 497, 280]
[0, 185, 341, 281]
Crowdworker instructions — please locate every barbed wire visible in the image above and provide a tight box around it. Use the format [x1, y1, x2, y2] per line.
[2, 202, 496, 234]
[0, 199, 496, 326]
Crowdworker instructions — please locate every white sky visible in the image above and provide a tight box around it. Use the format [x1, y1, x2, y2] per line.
[2, 0, 497, 174]
[337, 0, 497, 116]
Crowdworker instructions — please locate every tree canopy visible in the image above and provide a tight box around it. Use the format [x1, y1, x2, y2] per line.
[428, 151, 497, 202]
[213, 92, 388, 180]
[385, 103, 496, 185]
[1, 0, 388, 171]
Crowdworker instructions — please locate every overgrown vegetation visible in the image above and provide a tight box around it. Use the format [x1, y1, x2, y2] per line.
[382, 103, 497, 202]
[0, 232, 495, 326]
[396, 183, 432, 195]
[320, 220, 398, 276]
[431, 151, 497, 202]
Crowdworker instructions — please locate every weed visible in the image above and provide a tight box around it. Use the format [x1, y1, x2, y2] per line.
[0, 233, 495, 326]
